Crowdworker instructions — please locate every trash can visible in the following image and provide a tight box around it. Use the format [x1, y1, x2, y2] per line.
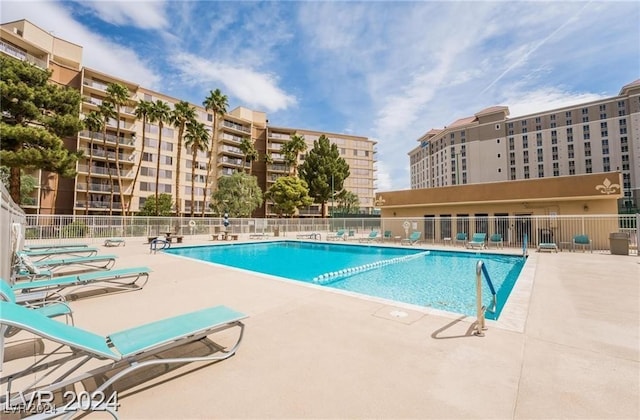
[609, 232, 629, 255]
[273, 226, 280, 237]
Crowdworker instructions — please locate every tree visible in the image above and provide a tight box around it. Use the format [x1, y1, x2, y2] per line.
[170, 101, 197, 216]
[148, 100, 172, 216]
[105, 83, 130, 215]
[265, 176, 313, 217]
[184, 120, 209, 217]
[299, 135, 350, 217]
[0, 55, 83, 207]
[137, 193, 173, 216]
[130, 99, 153, 213]
[282, 133, 307, 175]
[336, 190, 360, 215]
[239, 136, 259, 174]
[82, 111, 104, 213]
[98, 100, 116, 215]
[210, 172, 263, 217]
[202, 88, 228, 216]
[0, 166, 37, 205]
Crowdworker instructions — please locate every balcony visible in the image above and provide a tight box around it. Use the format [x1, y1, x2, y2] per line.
[79, 148, 136, 163]
[222, 120, 251, 134]
[106, 119, 136, 132]
[0, 40, 47, 69]
[76, 183, 121, 193]
[268, 164, 288, 173]
[83, 79, 109, 92]
[219, 145, 243, 156]
[79, 130, 135, 147]
[76, 165, 135, 178]
[220, 133, 243, 144]
[75, 200, 123, 210]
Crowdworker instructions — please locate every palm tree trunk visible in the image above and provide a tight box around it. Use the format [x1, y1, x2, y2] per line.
[202, 115, 218, 217]
[103, 129, 115, 216]
[175, 123, 184, 217]
[86, 135, 94, 214]
[155, 123, 163, 216]
[191, 147, 197, 218]
[129, 116, 147, 215]
[114, 114, 126, 215]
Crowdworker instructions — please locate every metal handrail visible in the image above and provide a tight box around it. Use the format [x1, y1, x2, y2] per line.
[474, 260, 497, 337]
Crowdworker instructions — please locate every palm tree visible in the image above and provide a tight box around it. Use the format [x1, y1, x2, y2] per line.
[98, 100, 116, 215]
[202, 88, 228, 216]
[184, 121, 210, 217]
[106, 83, 130, 215]
[130, 100, 153, 213]
[169, 101, 196, 216]
[148, 100, 172, 216]
[282, 133, 307, 175]
[82, 111, 104, 214]
[239, 136, 259, 174]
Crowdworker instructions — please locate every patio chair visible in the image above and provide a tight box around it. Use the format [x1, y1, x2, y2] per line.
[104, 237, 126, 247]
[0, 300, 246, 416]
[10, 266, 152, 299]
[16, 251, 117, 278]
[327, 229, 346, 241]
[537, 242, 558, 252]
[24, 243, 89, 251]
[466, 233, 487, 249]
[383, 230, 393, 241]
[22, 246, 99, 261]
[359, 230, 379, 243]
[573, 234, 592, 252]
[454, 232, 468, 247]
[488, 233, 504, 249]
[401, 231, 422, 246]
[1, 278, 73, 325]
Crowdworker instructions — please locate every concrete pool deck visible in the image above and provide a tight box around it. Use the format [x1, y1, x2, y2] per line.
[7, 237, 640, 418]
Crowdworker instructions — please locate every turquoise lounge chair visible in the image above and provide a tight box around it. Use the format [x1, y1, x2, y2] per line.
[16, 252, 117, 276]
[24, 243, 89, 251]
[573, 234, 592, 252]
[0, 300, 246, 415]
[466, 233, 487, 249]
[537, 242, 558, 252]
[22, 246, 99, 261]
[359, 230, 379, 243]
[104, 237, 126, 247]
[455, 232, 468, 246]
[327, 229, 346, 241]
[383, 230, 393, 241]
[11, 266, 152, 299]
[488, 233, 504, 249]
[401, 231, 422, 246]
[0, 278, 73, 325]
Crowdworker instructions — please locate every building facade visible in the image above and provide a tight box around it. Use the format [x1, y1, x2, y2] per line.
[1, 19, 377, 217]
[409, 82, 640, 211]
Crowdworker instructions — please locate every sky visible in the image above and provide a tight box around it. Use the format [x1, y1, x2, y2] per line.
[2, 0, 639, 192]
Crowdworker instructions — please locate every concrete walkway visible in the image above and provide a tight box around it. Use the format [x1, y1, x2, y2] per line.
[10, 237, 640, 418]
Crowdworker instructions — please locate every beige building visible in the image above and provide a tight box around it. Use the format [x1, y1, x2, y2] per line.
[409, 82, 640, 211]
[1, 19, 377, 217]
[377, 172, 624, 249]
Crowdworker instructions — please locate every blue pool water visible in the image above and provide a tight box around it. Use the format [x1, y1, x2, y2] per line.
[165, 241, 525, 320]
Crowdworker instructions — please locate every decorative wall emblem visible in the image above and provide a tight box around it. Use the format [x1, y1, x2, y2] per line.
[595, 178, 620, 195]
[375, 195, 386, 206]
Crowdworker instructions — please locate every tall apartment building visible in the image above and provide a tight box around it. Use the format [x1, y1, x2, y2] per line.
[409, 81, 640, 210]
[1, 19, 377, 217]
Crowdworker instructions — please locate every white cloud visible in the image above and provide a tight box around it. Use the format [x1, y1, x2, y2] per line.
[504, 87, 608, 118]
[171, 53, 297, 112]
[73, 0, 169, 30]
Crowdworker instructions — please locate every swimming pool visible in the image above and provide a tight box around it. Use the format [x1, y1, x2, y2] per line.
[165, 241, 525, 320]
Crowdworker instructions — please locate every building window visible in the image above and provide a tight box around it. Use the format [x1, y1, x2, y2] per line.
[599, 104, 606, 111]
[550, 114, 556, 121]
[565, 111, 572, 118]
[620, 127, 627, 134]
[550, 122, 556, 128]
[535, 117, 541, 123]
[582, 108, 588, 115]
[582, 116, 589, 122]
[509, 137, 514, 150]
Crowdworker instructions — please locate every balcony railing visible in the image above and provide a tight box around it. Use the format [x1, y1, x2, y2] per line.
[76, 165, 134, 178]
[83, 79, 109, 91]
[79, 130, 135, 146]
[222, 120, 251, 133]
[220, 133, 243, 144]
[76, 183, 121, 193]
[0, 40, 47, 69]
[79, 148, 136, 162]
[75, 200, 123, 209]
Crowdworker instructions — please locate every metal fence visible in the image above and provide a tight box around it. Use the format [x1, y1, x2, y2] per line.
[1, 183, 26, 280]
[22, 213, 639, 253]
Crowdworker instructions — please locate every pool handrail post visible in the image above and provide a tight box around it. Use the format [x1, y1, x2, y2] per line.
[474, 260, 498, 337]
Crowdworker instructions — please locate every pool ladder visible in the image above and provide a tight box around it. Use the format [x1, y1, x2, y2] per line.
[474, 260, 497, 337]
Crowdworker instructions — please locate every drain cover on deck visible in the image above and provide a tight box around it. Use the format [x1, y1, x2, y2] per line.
[389, 310, 409, 318]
